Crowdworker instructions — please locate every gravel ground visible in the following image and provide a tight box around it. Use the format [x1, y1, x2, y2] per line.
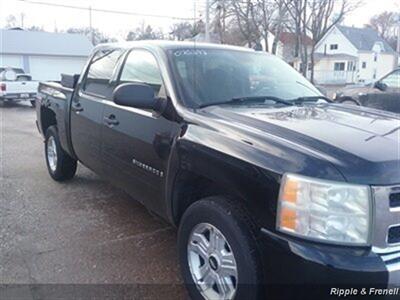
[0, 102, 187, 299]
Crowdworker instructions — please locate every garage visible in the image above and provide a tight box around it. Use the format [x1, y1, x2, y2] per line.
[0, 28, 92, 81]
[29, 55, 87, 81]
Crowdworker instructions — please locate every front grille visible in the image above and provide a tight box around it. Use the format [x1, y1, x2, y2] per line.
[390, 192, 400, 208]
[389, 226, 400, 244]
[372, 185, 400, 250]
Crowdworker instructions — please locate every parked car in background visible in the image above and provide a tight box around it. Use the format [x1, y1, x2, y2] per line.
[0, 67, 39, 107]
[333, 68, 400, 114]
[37, 42, 400, 300]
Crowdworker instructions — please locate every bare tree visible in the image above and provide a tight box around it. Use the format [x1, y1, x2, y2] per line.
[282, 0, 305, 58]
[5, 15, 18, 28]
[126, 24, 164, 41]
[252, 0, 276, 51]
[271, 0, 290, 55]
[66, 27, 117, 45]
[230, 0, 261, 48]
[212, 0, 233, 43]
[368, 11, 398, 41]
[170, 22, 195, 41]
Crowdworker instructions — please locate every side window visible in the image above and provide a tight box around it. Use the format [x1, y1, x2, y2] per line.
[83, 49, 123, 98]
[381, 70, 400, 89]
[120, 50, 163, 94]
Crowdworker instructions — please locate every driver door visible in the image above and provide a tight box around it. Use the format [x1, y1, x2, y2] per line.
[101, 49, 180, 215]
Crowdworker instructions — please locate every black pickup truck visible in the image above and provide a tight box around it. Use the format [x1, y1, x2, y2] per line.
[36, 41, 400, 300]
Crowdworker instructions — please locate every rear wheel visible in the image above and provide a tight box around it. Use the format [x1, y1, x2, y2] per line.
[45, 126, 77, 181]
[178, 197, 263, 300]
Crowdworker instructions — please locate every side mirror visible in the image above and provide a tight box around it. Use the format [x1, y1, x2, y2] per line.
[113, 83, 164, 111]
[374, 81, 387, 91]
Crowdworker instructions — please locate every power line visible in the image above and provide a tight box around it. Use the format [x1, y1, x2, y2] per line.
[16, 0, 197, 21]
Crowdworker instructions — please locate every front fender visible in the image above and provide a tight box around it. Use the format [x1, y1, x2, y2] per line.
[166, 123, 344, 230]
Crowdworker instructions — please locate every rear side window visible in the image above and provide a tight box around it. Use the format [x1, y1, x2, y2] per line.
[83, 49, 123, 98]
[119, 50, 163, 94]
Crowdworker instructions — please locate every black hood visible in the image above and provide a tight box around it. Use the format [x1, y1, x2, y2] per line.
[200, 104, 400, 185]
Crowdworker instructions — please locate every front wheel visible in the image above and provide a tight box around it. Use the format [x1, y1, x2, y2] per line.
[178, 197, 264, 300]
[45, 126, 77, 181]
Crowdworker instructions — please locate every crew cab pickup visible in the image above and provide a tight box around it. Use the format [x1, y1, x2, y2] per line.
[36, 41, 400, 300]
[0, 67, 38, 107]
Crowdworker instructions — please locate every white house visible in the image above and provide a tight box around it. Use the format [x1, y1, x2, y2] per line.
[313, 25, 397, 85]
[0, 28, 93, 81]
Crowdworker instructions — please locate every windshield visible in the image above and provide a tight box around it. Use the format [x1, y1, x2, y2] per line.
[168, 48, 321, 108]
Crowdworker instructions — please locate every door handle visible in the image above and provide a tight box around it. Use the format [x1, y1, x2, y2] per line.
[72, 103, 83, 112]
[104, 115, 119, 127]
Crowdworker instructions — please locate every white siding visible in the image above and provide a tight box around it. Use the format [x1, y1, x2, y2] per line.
[358, 52, 396, 83]
[0, 54, 23, 69]
[29, 55, 87, 81]
[315, 27, 358, 56]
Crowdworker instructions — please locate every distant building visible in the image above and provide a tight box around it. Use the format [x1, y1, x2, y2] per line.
[254, 32, 313, 72]
[0, 29, 93, 81]
[313, 25, 397, 85]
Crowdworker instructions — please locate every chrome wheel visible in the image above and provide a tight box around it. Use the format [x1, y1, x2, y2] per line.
[47, 136, 58, 172]
[188, 223, 238, 300]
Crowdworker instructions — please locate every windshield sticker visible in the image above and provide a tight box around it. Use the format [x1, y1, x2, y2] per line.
[174, 49, 208, 57]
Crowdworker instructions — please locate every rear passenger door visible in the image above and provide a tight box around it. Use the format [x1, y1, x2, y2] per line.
[70, 48, 123, 173]
[101, 49, 180, 215]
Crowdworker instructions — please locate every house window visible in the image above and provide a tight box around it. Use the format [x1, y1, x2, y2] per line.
[330, 44, 338, 50]
[334, 62, 345, 71]
[374, 53, 378, 62]
[362, 62, 367, 69]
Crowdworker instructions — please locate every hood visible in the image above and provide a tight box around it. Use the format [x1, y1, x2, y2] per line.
[201, 104, 400, 185]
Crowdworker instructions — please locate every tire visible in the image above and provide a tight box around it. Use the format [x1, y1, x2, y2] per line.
[178, 196, 264, 300]
[30, 100, 36, 108]
[45, 126, 77, 181]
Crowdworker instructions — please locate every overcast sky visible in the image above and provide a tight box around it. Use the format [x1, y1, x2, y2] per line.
[1, 0, 399, 40]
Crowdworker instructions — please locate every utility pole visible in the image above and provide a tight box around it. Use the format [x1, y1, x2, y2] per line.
[397, 17, 400, 54]
[89, 6, 94, 45]
[205, 0, 210, 42]
[20, 13, 25, 28]
[396, 13, 400, 67]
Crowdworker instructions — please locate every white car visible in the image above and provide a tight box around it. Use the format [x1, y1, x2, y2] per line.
[0, 67, 39, 107]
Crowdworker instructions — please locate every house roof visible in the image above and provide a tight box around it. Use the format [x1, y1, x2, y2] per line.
[0, 29, 93, 57]
[314, 53, 358, 61]
[279, 32, 313, 46]
[336, 25, 395, 53]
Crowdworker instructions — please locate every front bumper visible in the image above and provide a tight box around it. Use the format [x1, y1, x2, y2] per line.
[260, 228, 399, 296]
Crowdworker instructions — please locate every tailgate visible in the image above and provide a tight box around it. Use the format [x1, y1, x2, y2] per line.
[3, 81, 39, 94]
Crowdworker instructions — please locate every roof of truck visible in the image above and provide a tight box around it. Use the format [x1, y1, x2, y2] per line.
[95, 40, 256, 53]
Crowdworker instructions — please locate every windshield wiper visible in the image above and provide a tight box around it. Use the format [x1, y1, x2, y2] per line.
[199, 96, 295, 108]
[291, 96, 333, 104]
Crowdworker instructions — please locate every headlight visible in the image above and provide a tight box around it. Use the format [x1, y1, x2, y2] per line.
[276, 173, 372, 246]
